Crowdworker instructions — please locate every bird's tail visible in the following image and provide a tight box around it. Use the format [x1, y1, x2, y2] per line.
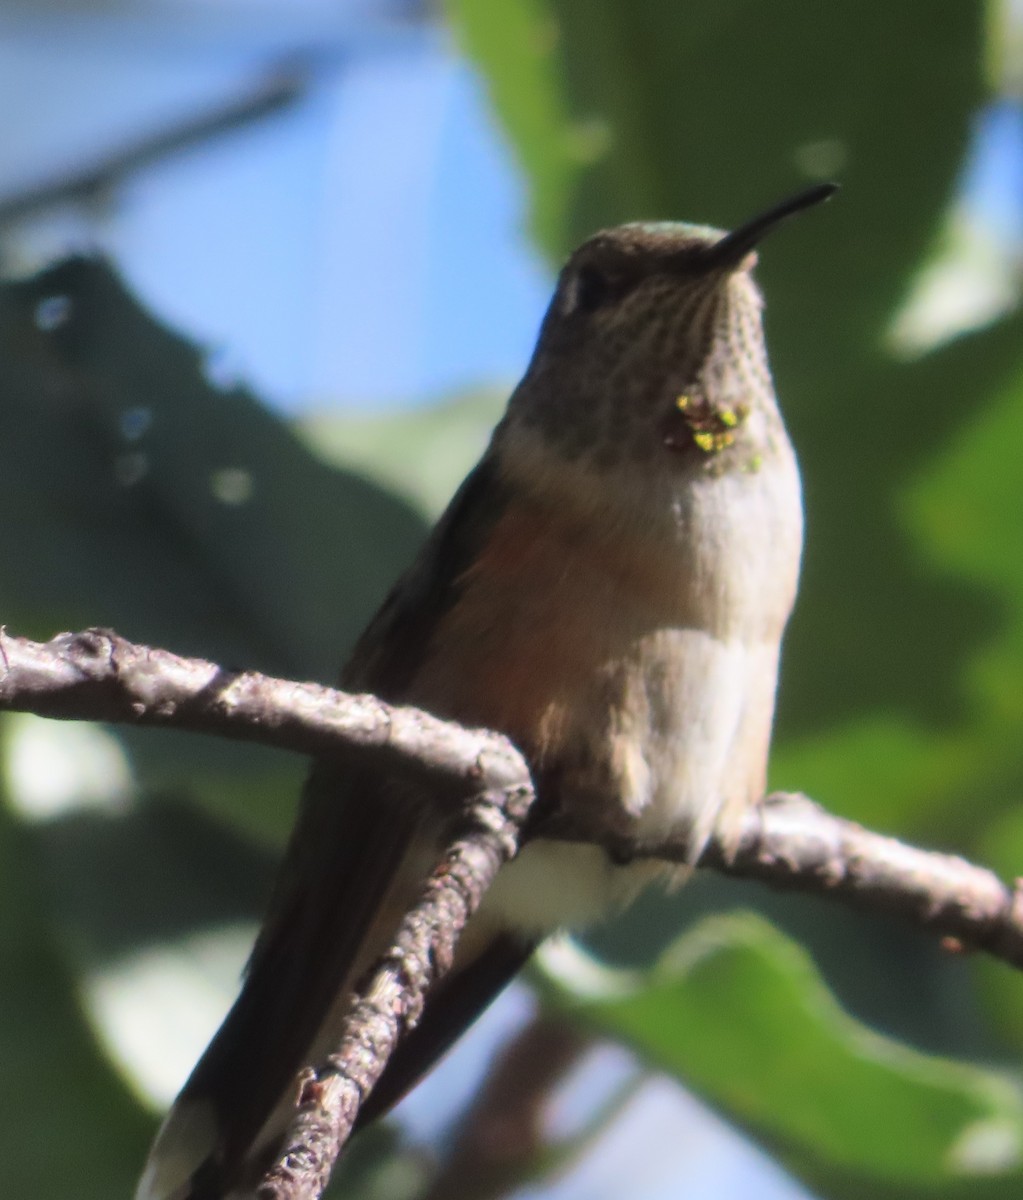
[135, 764, 531, 1199]
[135, 760, 425, 1200]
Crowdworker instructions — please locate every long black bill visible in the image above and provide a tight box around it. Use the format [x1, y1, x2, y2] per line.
[704, 181, 839, 268]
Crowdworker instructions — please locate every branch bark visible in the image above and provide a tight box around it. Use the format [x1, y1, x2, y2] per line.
[3, 629, 1022, 968]
[4, 627, 1023, 1198]
[255, 783, 533, 1200]
[0, 627, 529, 795]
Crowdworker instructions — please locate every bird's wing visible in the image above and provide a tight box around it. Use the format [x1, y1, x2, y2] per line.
[140, 453, 536, 1200]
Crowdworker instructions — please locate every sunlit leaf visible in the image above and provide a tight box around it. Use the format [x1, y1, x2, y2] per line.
[548, 915, 1023, 1192]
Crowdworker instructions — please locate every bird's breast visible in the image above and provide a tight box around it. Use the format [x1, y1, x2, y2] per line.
[404, 440, 800, 890]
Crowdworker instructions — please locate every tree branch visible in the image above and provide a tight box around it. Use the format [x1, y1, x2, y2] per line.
[3, 629, 1022, 968]
[700, 793, 1023, 966]
[4, 626, 1023, 1198]
[255, 782, 534, 1200]
[0, 626, 529, 796]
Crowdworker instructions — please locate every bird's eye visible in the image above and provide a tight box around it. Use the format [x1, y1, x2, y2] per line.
[574, 265, 612, 312]
[567, 262, 640, 316]
[560, 261, 635, 317]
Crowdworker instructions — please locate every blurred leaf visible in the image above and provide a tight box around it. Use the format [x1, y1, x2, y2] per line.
[773, 309, 1023, 834]
[0, 257, 438, 1122]
[0, 799, 155, 1197]
[444, 0, 592, 255]
[582, 874, 995, 1065]
[0, 257, 431, 842]
[554, 914, 1023, 1194]
[902, 351, 1023, 816]
[0, 258, 428, 680]
[298, 388, 505, 520]
[968, 801, 1023, 1056]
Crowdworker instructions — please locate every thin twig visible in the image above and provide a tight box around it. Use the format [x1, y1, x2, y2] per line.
[254, 783, 534, 1200]
[419, 1014, 594, 1200]
[0, 69, 306, 227]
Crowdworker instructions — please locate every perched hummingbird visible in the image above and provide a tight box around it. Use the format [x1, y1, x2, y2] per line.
[137, 182, 835, 1200]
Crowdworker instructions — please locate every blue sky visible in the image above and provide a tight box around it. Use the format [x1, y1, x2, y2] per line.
[1, 20, 550, 413]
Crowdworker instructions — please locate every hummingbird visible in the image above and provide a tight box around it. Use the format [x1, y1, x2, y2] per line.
[137, 181, 836, 1200]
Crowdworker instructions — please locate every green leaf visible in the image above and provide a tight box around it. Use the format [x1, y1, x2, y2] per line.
[298, 388, 506, 520]
[0, 259, 428, 681]
[551, 914, 1023, 1191]
[0, 258, 433, 842]
[443, 0, 597, 256]
[0, 259, 444, 1131]
[0, 800, 155, 1198]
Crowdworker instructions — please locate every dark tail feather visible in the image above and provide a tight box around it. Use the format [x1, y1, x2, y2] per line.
[136, 763, 423, 1199]
[135, 762, 532, 1200]
[139, 906, 531, 1200]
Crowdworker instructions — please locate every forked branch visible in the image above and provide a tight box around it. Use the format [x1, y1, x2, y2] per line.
[3, 627, 1021, 1199]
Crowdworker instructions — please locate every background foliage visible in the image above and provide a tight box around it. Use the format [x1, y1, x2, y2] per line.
[2, 1, 1023, 1197]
